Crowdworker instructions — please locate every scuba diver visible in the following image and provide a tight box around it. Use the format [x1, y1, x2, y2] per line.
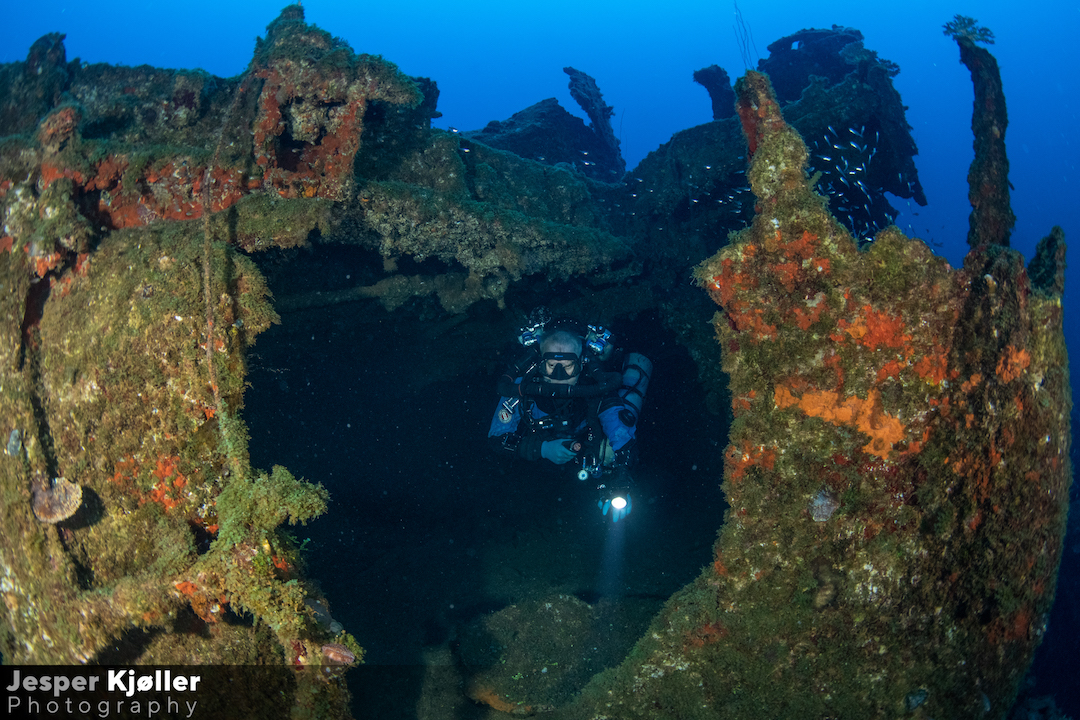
[488, 307, 652, 522]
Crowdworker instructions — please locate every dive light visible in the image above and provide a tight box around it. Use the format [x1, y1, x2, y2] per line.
[598, 483, 632, 521]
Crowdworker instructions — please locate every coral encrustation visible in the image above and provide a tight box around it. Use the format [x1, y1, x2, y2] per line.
[573, 70, 1069, 719]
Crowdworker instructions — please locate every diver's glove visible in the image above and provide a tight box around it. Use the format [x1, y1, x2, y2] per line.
[541, 439, 578, 465]
[599, 493, 631, 523]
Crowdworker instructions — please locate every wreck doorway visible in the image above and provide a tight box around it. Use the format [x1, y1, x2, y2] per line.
[242, 241, 727, 715]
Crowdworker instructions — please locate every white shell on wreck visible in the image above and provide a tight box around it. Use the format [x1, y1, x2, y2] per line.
[32, 476, 83, 524]
[810, 489, 840, 522]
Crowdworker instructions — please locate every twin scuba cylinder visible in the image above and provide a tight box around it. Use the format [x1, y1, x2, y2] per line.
[589, 352, 651, 521]
[576, 351, 653, 481]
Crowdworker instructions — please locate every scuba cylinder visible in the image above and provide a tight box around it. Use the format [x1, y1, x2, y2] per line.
[619, 353, 652, 423]
[576, 353, 652, 481]
[595, 353, 651, 520]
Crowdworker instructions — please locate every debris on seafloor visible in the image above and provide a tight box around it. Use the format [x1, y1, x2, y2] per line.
[459, 594, 642, 716]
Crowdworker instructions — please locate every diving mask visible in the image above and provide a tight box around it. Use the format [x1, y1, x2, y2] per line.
[540, 351, 581, 381]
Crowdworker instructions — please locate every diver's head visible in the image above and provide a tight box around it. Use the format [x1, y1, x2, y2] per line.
[538, 330, 583, 385]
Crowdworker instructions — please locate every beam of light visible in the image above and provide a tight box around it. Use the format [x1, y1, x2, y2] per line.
[596, 511, 626, 601]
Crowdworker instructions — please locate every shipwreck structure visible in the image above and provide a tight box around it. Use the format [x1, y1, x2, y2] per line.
[0, 6, 1070, 719]
[563, 69, 1070, 719]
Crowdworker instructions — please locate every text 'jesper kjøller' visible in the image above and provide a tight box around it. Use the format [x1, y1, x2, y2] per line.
[8, 668, 201, 718]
